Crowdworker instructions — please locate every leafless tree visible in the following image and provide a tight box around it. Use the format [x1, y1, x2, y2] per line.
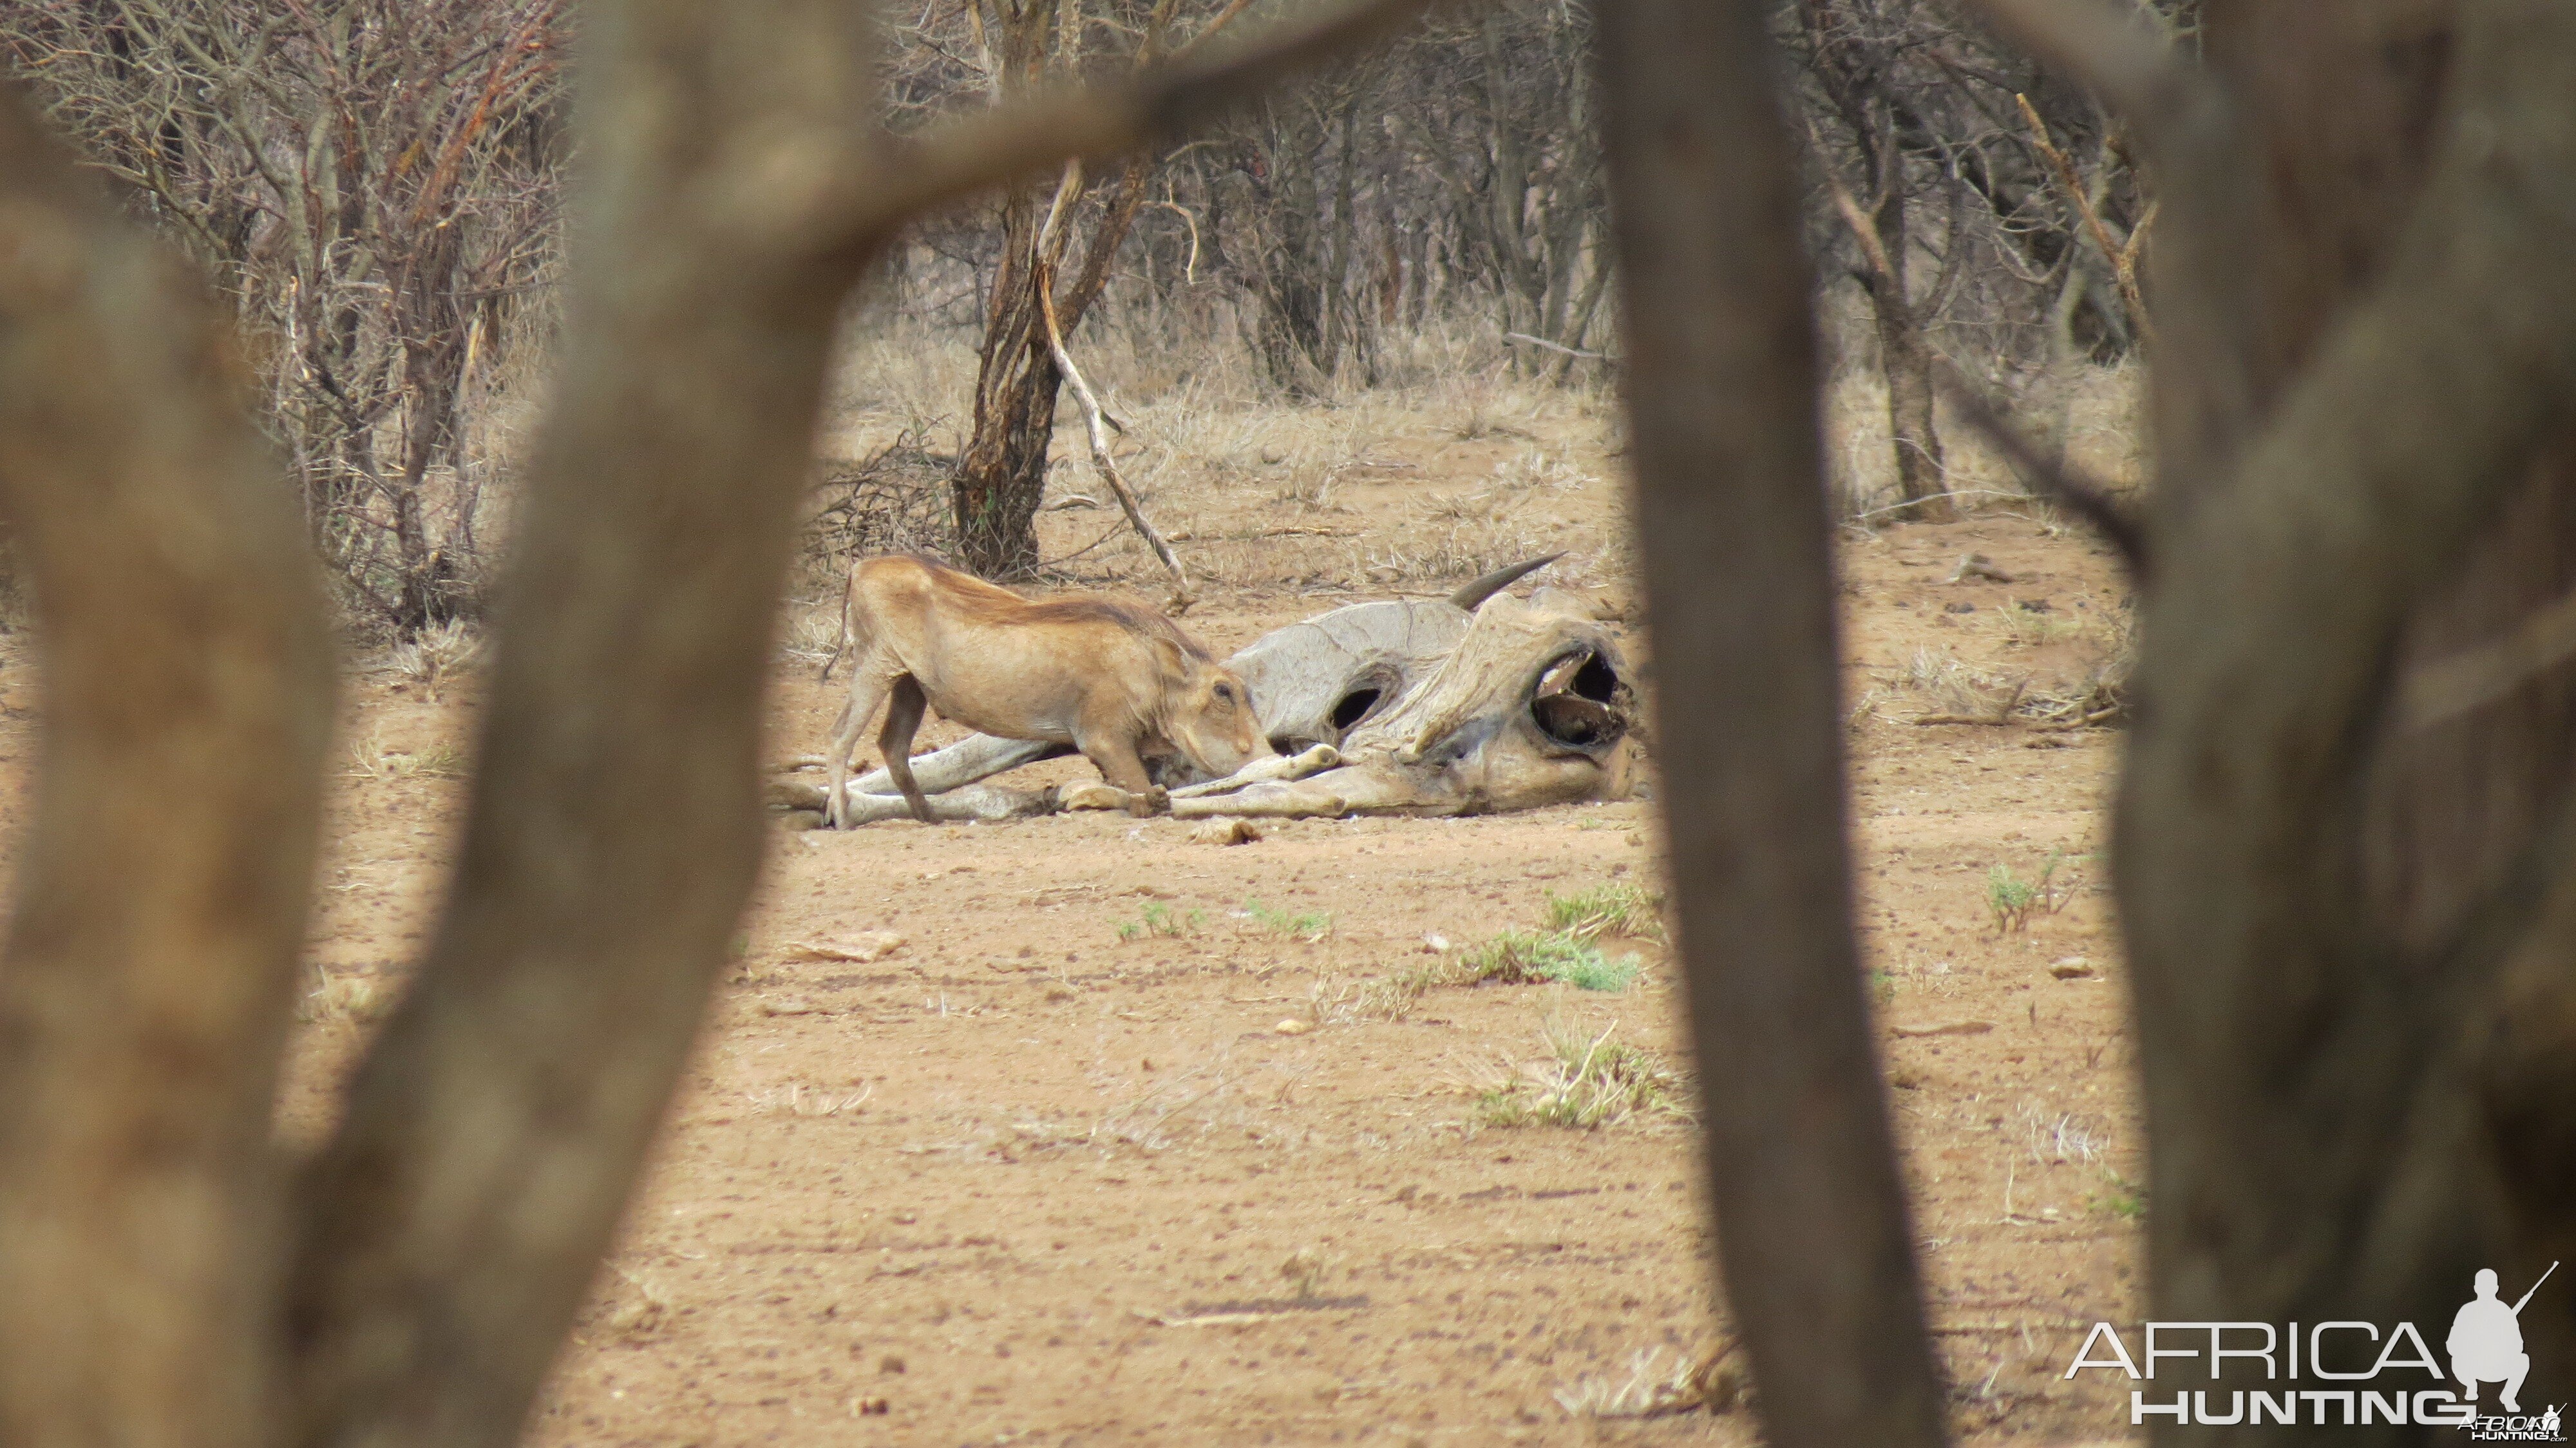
[938, 0, 1258, 578]
[1, 0, 567, 632]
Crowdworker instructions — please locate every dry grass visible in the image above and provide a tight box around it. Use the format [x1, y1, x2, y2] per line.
[1899, 645, 2028, 719]
[779, 600, 847, 668]
[345, 729, 468, 781]
[744, 1081, 875, 1117]
[1888, 621, 2132, 727]
[1553, 1344, 1740, 1420]
[819, 309, 1628, 595]
[298, 962, 393, 1024]
[1474, 1014, 1684, 1130]
[1544, 881, 1665, 944]
[388, 618, 484, 696]
[2015, 1101, 2109, 1167]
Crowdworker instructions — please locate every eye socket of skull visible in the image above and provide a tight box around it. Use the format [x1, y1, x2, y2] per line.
[1305, 663, 1403, 749]
[1531, 647, 1630, 749]
[1331, 686, 1383, 732]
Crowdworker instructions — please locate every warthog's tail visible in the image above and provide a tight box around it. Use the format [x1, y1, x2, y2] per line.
[820, 569, 862, 684]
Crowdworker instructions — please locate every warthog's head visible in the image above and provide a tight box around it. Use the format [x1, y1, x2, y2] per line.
[1162, 657, 1273, 781]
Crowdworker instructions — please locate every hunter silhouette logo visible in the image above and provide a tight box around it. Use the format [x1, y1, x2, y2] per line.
[2062, 1261, 2564, 1433]
[2453, 1264, 2552, 1413]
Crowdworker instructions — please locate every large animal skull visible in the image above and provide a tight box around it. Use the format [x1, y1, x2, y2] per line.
[779, 558, 1640, 823]
[1173, 587, 1637, 817]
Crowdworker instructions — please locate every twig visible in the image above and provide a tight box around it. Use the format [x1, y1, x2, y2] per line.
[1929, 360, 2149, 576]
[1846, 488, 2035, 522]
[1819, 161, 1900, 283]
[1503, 331, 1609, 361]
[1036, 260, 1192, 610]
[1150, 198, 1202, 283]
[2014, 93, 2152, 345]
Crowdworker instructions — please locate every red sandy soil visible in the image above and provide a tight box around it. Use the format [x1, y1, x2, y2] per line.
[261, 504, 2146, 1446]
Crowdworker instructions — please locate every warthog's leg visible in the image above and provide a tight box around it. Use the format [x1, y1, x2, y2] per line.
[824, 670, 893, 830]
[1076, 732, 1170, 817]
[878, 674, 935, 823]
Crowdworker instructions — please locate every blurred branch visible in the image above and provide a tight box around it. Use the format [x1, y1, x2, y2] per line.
[1947, 0, 2206, 148]
[0, 79, 334, 1447]
[1930, 359, 2149, 575]
[805, 0, 1446, 265]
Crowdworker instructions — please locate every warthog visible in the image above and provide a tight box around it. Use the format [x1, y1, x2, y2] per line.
[822, 555, 1270, 826]
[779, 558, 1637, 825]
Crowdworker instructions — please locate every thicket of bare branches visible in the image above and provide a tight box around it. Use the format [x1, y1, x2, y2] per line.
[1, 0, 2177, 604]
[0, 0, 564, 631]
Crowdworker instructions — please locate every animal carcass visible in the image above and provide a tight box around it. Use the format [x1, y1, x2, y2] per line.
[1173, 585, 1636, 817]
[779, 557, 1639, 823]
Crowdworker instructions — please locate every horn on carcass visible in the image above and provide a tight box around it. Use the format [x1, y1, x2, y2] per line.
[1446, 553, 1564, 611]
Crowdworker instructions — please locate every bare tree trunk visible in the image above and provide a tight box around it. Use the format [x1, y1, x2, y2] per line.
[0, 84, 336, 1448]
[950, 3, 1171, 578]
[0, 0, 1443, 1442]
[1961, 0, 2576, 1435]
[1803, 1, 1955, 522]
[1872, 279, 1952, 520]
[1598, 0, 1950, 1443]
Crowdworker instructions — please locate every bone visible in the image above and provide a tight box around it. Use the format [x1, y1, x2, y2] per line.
[816, 782, 1058, 826]
[1059, 781, 1150, 812]
[1168, 763, 1423, 819]
[1169, 743, 1342, 799]
[843, 735, 1066, 797]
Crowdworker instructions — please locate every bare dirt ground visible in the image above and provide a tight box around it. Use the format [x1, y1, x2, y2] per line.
[245, 377, 2151, 1446]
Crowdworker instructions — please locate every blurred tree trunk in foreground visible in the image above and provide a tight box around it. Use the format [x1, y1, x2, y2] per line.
[1953, 0, 2576, 1438]
[1599, 0, 1952, 1445]
[1605, 0, 2576, 1442]
[0, 0, 1428, 1443]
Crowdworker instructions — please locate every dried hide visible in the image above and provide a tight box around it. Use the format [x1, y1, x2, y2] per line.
[1174, 589, 1637, 817]
[773, 557, 1641, 823]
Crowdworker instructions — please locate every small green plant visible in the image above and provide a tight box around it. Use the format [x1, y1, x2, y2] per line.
[1477, 1016, 1682, 1129]
[2036, 848, 2094, 912]
[2087, 1169, 2146, 1221]
[1868, 969, 1897, 1006]
[1987, 864, 2040, 933]
[1463, 929, 1640, 991]
[1242, 898, 1332, 942]
[1989, 850, 2094, 932]
[1116, 902, 1200, 942]
[1545, 882, 1667, 943]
